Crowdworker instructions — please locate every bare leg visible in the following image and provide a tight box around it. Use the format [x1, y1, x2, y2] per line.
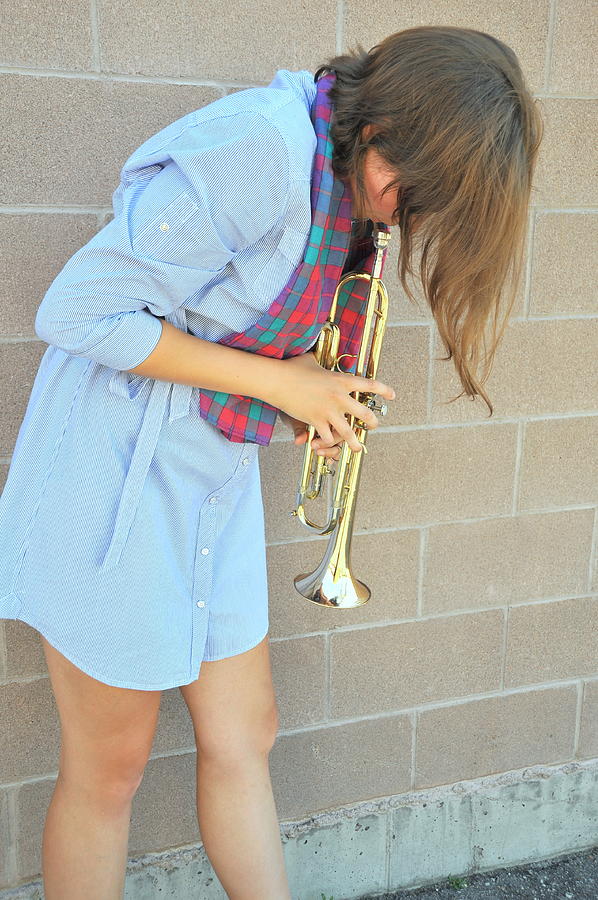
[40, 635, 162, 900]
[42, 773, 134, 899]
[179, 634, 291, 899]
[196, 752, 289, 899]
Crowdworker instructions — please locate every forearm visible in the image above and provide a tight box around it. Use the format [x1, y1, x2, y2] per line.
[126, 317, 283, 406]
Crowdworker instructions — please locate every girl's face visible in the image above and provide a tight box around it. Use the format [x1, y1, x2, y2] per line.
[349, 146, 426, 233]
[348, 124, 401, 226]
[357, 157, 401, 226]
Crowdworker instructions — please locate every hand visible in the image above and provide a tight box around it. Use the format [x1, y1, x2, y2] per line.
[271, 350, 396, 454]
[278, 410, 345, 460]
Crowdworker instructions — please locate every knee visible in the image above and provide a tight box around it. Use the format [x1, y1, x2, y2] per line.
[259, 705, 279, 754]
[198, 704, 279, 763]
[58, 742, 150, 809]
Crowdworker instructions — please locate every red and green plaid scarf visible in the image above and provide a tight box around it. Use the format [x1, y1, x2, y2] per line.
[197, 72, 391, 445]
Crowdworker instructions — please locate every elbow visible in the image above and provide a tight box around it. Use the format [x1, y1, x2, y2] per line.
[34, 292, 68, 350]
[34, 295, 57, 346]
[33, 294, 163, 371]
[34, 290, 84, 356]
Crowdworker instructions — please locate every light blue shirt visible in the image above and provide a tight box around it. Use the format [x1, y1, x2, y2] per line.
[35, 67, 319, 370]
[0, 69, 319, 690]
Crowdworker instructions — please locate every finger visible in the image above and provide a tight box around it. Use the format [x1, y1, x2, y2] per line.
[314, 421, 335, 446]
[311, 425, 341, 450]
[373, 381, 396, 400]
[315, 441, 340, 456]
[314, 443, 342, 456]
[332, 415, 363, 453]
[346, 397, 379, 430]
[316, 446, 342, 459]
[347, 376, 396, 402]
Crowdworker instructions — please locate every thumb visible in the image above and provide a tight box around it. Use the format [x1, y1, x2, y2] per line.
[294, 428, 308, 444]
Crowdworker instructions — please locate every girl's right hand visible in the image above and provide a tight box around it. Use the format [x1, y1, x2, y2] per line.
[271, 350, 396, 453]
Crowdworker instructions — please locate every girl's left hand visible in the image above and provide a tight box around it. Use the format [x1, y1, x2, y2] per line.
[278, 410, 345, 460]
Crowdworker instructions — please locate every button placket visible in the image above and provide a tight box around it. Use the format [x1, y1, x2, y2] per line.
[189, 490, 219, 676]
[189, 446, 257, 676]
[193, 495, 218, 610]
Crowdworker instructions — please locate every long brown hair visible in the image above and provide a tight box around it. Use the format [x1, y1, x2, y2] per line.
[314, 26, 544, 416]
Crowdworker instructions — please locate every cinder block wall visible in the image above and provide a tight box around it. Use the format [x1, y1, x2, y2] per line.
[1, 0, 597, 891]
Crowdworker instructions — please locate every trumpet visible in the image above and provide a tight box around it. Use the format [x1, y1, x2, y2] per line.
[290, 228, 391, 607]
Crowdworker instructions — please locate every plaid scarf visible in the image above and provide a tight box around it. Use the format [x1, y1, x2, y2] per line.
[197, 72, 391, 445]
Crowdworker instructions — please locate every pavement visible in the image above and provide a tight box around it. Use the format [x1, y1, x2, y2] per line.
[357, 845, 598, 899]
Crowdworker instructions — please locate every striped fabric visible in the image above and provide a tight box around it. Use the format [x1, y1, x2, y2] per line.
[198, 73, 391, 446]
[34, 77, 319, 374]
[0, 69, 339, 689]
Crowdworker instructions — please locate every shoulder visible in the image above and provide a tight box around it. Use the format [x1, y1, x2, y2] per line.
[194, 69, 318, 180]
[119, 69, 317, 187]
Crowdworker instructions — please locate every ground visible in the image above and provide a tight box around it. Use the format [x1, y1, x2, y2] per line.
[358, 845, 598, 899]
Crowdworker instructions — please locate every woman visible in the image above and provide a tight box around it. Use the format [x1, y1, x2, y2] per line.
[0, 26, 543, 899]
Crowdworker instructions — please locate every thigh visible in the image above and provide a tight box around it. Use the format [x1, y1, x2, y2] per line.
[41, 634, 162, 785]
[178, 634, 278, 758]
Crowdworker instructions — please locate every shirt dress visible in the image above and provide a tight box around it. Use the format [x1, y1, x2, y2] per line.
[0, 68, 319, 690]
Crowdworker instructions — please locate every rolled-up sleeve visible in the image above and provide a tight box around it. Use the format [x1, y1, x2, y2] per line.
[34, 112, 291, 371]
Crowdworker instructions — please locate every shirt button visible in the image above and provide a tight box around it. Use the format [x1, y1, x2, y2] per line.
[160, 222, 169, 231]
[209, 496, 218, 504]
[196, 600, 205, 607]
[242, 457, 250, 466]
[201, 547, 210, 555]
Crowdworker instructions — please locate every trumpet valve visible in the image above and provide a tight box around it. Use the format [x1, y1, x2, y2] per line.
[364, 395, 388, 417]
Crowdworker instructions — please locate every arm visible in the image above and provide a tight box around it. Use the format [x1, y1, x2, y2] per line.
[130, 324, 347, 456]
[34, 111, 291, 375]
[128, 316, 284, 407]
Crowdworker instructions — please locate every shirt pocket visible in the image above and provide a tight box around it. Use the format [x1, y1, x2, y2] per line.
[131, 190, 202, 264]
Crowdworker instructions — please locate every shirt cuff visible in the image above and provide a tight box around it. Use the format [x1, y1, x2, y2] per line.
[81, 308, 165, 372]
